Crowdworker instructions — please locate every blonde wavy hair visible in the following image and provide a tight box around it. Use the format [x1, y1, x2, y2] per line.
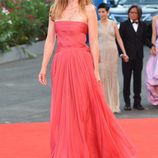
[50, 0, 93, 21]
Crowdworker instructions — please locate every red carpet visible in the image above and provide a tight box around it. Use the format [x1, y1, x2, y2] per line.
[0, 118, 158, 158]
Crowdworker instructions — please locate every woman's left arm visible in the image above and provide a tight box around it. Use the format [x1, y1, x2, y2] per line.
[114, 22, 126, 55]
[85, 5, 100, 81]
[114, 22, 129, 62]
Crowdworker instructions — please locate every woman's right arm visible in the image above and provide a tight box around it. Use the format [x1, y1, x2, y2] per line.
[38, 16, 56, 85]
[151, 16, 157, 55]
[152, 17, 156, 46]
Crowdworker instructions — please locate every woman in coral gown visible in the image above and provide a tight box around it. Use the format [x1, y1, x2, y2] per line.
[38, 0, 136, 157]
[145, 16, 158, 105]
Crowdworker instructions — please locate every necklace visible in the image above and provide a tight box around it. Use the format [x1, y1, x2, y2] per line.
[67, 4, 79, 10]
[68, 2, 78, 8]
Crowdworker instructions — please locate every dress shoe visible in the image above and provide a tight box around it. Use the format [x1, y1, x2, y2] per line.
[133, 104, 144, 110]
[124, 105, 132, 111]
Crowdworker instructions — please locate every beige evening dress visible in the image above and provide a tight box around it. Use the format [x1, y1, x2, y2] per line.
[98, 19, 120, 113]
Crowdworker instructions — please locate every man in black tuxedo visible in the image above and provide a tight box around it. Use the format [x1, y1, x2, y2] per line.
[119, 5, 155, 110]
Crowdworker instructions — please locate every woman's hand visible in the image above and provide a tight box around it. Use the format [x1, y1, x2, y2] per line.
[122, 54, 129, 62]
[38, 68, 47, 86]
[151, 46, 156, 56]
[94, 70, 101, 82]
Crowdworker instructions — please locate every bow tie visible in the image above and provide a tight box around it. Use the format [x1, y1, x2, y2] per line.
[132, 21, 139, 24]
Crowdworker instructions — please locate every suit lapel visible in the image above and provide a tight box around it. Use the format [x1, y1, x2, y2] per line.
[137, 22, 142, 34]
[127, 20, 136, 34]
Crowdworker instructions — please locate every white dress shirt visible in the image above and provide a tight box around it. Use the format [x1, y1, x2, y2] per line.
[130, 19, 139, 32]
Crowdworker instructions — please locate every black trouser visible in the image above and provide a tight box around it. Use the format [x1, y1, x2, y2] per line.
[122, 58, 143, 106]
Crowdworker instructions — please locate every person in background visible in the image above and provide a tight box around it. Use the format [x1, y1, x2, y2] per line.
[145, 15, 158, 105]
[98, 3, 128, 113]
[119, 5, 156, 111]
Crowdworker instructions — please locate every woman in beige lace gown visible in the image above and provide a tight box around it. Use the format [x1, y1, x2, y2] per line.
[98, 3, 128, 113]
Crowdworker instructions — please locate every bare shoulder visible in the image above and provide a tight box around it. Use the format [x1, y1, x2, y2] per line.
[85, 4, 96, 15]
[153, 15, 158, 21]
[110, 19, 116, 25]
[109, 19, 117, 28]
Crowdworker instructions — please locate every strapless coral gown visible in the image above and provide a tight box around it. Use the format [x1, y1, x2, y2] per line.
[50, 21, 136, 158]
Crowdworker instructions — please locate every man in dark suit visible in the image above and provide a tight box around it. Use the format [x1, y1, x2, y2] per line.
[119, 5, 155, 110]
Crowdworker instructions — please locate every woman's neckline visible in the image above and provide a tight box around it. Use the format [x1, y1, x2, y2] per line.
[99, 19, 110, 24]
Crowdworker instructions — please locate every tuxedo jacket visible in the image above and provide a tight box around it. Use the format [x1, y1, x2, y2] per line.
[119, 19, 153, 60]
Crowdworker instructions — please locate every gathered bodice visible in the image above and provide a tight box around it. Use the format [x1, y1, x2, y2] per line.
[55, 21, 88, 49]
